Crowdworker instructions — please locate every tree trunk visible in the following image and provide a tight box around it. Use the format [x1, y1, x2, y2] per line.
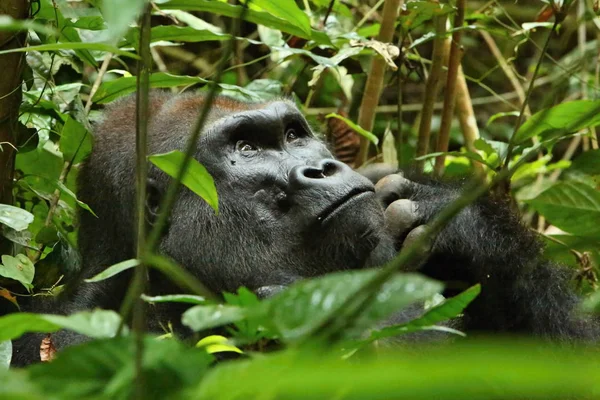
[0, 0, 29, 254]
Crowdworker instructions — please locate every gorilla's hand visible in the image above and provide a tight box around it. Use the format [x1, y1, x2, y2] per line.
[374, 173, 434, 271]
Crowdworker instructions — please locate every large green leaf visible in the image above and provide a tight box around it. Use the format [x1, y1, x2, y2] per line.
[0, 368, 42, 399]
[27, 337, 212, 400]
[259, 270, 442, 341]
[0, 42, 138, 59]
[182, 304, 245, 331]
[513, 100, 600, 144]
[92, 73, 208, 103]
[0, 204, 34, 231]
[154, 0, 331, 45]
[149, 150, 219, 213]
[0, 310, 125, 341]
[0, 254, 34, 291]
[249, 0, 311, 35]
[59, 116, 92, 164]
[526, 182, 600, 237]
[0, 341, 11, 370]
[101, 0, 147, 44]
[122, 26, 231, 47]
[570, 149, 600, 175]
[367, 285, 480, 341]
[194, 342, 600, 399]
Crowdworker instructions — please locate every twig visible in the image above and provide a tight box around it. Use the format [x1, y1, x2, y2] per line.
[84, 52, 112, 114]
[415, 15, 447, 173]
[503, 20, 559, 170]
[355, 0, 402, 167]
[434, 0, 465, 177]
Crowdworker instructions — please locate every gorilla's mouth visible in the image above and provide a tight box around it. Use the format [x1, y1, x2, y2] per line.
[319, 187, 375, 224]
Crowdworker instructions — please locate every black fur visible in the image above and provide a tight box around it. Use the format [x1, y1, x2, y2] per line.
[11, 93, 598, 365]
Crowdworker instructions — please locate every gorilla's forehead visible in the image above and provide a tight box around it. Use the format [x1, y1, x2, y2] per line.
[200, 99, 307, 141]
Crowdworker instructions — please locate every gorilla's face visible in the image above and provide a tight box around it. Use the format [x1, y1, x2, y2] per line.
[158, 100, 387, 293]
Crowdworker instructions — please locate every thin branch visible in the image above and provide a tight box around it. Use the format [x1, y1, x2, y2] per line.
[503, 20, 559, 172]
[84, 52, 112, 114]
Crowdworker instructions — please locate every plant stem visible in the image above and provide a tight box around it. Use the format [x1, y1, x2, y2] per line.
[355, 0, 402, 167]
[434, 0, 465, 177]
[415, 15, 447, 173]
[132, 6, 152, 399]
[502, 20, 559, 171]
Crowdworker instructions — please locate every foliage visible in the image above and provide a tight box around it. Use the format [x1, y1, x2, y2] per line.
[0, 0, 599, 398]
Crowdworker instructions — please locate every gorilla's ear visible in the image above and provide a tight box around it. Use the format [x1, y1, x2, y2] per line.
[145, 178, 163, 227]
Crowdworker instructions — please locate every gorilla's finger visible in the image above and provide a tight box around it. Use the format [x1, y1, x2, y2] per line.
[356, 163, 399, 184]
[374, 173, 414, 207]
[255, 285, 287, 299]
[384, 199, 419, 238]
[399, 225, 433, 271]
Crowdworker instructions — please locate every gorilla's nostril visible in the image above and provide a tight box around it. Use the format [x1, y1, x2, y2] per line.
[303, 167, 325, 179]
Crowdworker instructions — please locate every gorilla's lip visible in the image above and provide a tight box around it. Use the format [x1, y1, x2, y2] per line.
[318, 187, 375, 224]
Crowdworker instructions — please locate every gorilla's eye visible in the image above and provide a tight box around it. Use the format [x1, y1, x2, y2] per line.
[286, 129, 299, 142]
[236, 140, 260, 154]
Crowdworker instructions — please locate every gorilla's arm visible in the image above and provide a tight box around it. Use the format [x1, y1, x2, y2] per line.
[374, 173, 600, 340]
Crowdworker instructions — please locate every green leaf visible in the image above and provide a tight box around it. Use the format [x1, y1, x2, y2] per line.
[513, 100, 600, 144]
[59, 116, 92, 164]
[0, 15, 58, 36]
[123, 26, 231, 47]
[27, 337, 212, 400]
[0, 368, 42, 399]
[0, 204, 34, 231]
[35, 226, 59, 245]
[182, 304, 246, 331]
[0, 341, 11, 370]
[0, 310, 126, 341]
[155, 0, 331, 45]
[0, 42, 139, 59]
[92, 72, 208, 104]
[141, 294, 206, 305]
[325, 113, 379, 146]
[259, 270, 442, 341]
[149, 150, 219, 213]
[84, 259, 140, 283]
[250, 0, 311, 35]
[368, 285, 480, 341]
[581, 290, 600, 313]
[414, 151, 495, 169]
[56, 181, 97, 217]
[526, 182, 600, 237]
[570, 149, 600, 175]
[486, 111, 519, 126]
[194, 342, 600, 399]
[0, 254, 34, 290]
[101, 0, 147, 44]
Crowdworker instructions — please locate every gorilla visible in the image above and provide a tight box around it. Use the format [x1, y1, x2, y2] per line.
[11, 92, 599, 365]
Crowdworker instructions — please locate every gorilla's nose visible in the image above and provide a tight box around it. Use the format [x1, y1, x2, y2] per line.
[289, 159, 347, 189]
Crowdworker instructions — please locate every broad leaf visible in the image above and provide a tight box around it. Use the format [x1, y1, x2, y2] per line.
[101, 0, 147, 44]
[59, 116, 92, 164]
[526, 182, 600, 237]
[155, 0, 330, 44]
[258, 270, 442, 341]
[0, 310, 126, 341]
[570, 149, 600, 175]
[182, 304, 245, 331]
[0, 204, 34, 231]
[368, 285, 480, 341]
[27, 337, 212, 400]
[0, 341, 11, 370]
[194, 342, 600, 399]
[0, 254, 34, 290]
[149, 150, 219, 213]
[0, 42, 138, 59]
[513, 100, 600, 144]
